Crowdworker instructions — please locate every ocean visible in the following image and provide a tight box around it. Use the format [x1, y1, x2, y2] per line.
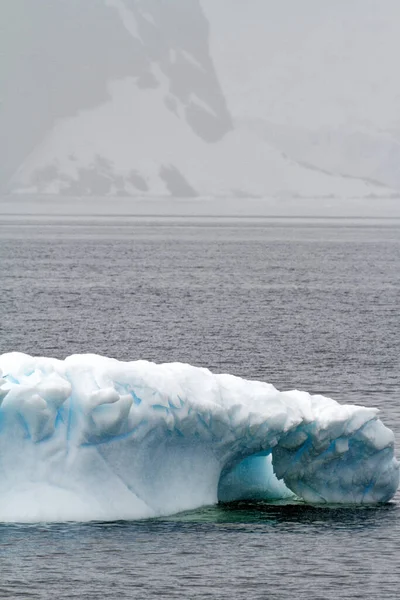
[0, 215, 399, 599]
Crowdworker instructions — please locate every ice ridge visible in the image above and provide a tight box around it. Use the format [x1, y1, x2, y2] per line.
[0, 353, 398, 522]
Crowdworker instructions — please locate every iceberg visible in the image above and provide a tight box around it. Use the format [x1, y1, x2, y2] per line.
[0, 352, 398, 522]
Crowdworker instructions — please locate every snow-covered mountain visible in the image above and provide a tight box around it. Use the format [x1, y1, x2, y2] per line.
[1, 0, 399, 200]
[204, 0, 400, 192]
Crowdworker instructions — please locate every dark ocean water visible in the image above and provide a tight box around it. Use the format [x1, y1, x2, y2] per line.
[0, 216, 399, 599]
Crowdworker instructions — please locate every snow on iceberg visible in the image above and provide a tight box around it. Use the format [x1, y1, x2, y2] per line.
[0, 353, 398, 523]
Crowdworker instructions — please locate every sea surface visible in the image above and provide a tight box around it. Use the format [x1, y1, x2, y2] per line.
[0, 215, 399, 599]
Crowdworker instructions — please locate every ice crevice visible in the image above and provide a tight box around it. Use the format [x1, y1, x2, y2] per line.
[0, 353, 398, 523]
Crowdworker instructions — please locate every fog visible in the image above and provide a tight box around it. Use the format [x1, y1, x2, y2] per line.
[1, 0, 399, 215]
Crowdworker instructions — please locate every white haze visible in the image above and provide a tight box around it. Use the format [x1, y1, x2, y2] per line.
[1, 0, 399, 216]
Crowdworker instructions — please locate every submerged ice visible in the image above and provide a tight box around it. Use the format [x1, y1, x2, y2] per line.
[0, 353, 398, 522]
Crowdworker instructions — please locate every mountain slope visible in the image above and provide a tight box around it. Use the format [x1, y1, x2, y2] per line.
[203, 0, 400, 191]
[1, 0, 398, 199]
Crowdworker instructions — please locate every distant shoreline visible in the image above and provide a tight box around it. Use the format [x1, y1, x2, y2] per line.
[1, 195, 400, 219]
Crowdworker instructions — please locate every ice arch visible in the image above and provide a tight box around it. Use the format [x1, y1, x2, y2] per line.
[0, 353, 398, 522]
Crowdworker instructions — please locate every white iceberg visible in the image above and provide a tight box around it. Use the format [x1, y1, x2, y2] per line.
[0, 353, 398, 522]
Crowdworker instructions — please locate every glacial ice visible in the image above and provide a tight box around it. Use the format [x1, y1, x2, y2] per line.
[0, 353, 398, 523]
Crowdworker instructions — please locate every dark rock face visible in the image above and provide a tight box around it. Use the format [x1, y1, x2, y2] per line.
[159, 165, 198, 197]
[0, 0, 232, 194]
[128, 0, 232, 142]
